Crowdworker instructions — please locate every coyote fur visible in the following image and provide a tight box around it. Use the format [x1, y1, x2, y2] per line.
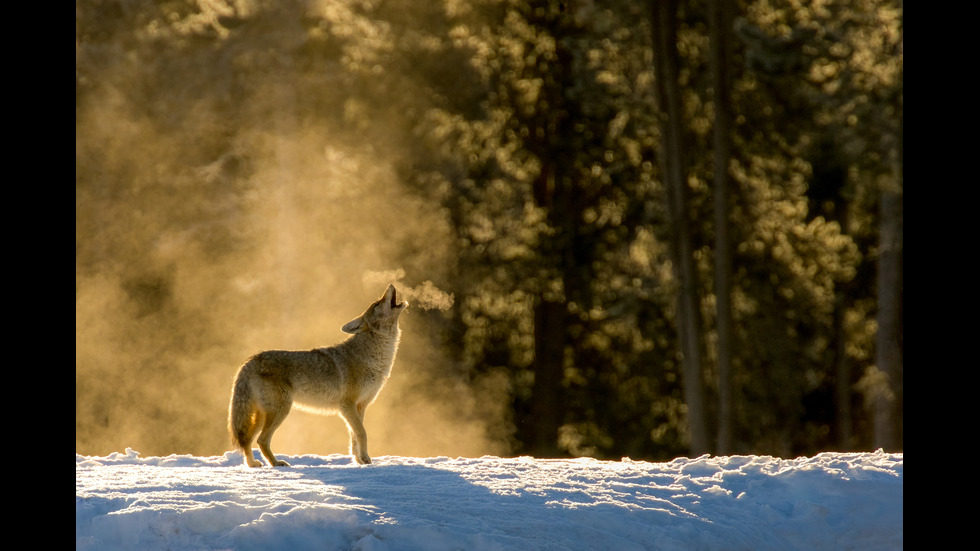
[228, 284, 407, 467]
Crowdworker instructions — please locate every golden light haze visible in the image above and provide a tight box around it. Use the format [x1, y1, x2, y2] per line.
[76, 101, 507, 460]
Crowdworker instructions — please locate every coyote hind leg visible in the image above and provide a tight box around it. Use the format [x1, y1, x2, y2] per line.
[241, 421, 263, 468]
[234, 407, 263, 468]
[256, 405, 291, 467]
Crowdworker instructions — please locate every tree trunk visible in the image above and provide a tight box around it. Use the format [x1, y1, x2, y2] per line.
[649, 0, 710, 456]
[874, 13, 902, 451]
[833, 295, 853, 448]
[874, 173, 902, 451]
[708, 0, 736, 455]
[527, 155, 570, 458]
[528, 299, 566, 457]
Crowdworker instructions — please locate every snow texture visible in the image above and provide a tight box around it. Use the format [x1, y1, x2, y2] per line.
[76, 449, 902, 550]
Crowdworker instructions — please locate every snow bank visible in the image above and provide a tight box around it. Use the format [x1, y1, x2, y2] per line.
[76, 449, 902, 550]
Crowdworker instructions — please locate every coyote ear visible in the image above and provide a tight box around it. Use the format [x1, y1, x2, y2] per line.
[341, 317, 365, 334]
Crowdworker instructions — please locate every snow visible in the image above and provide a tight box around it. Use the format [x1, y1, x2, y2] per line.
[76, 449, 902, 551]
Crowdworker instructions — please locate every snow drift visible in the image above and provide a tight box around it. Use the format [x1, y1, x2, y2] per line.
[76, 449, 902, 550]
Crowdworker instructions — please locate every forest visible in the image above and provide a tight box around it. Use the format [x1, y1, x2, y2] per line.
[76, 0, 902, 461]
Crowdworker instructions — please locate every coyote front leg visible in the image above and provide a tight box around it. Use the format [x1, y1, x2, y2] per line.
[341, 402, 371, 465]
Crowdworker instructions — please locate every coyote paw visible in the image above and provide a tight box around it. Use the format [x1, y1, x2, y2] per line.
[246, 460, 263, 468]
[272, 459, 290, 467]
[355, 455, 372, 465]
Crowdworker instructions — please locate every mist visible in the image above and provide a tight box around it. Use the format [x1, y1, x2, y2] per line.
[75, 131, 505, 459]
[75, 4, 507, 460]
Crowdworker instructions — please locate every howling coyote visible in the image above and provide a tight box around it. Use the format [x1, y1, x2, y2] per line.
[228, 285, 407, 467]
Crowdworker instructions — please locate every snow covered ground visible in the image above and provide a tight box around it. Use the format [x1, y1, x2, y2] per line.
[76, 449, 902, 551]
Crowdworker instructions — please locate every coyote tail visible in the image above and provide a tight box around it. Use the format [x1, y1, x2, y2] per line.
[228, 370, 255, 451]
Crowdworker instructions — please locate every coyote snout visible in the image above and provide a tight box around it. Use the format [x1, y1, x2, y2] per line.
[228, 284, 407, 467]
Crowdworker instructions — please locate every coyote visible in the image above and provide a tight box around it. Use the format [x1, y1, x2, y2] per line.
[228, 284, 407, 467]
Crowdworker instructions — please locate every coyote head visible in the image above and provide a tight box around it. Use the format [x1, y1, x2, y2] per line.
[342, 284, 408, 334]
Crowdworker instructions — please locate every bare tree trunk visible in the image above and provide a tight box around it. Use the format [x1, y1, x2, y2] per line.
[874, 171, 902, 450]
[833, 259, 854, 449]
[649, 0, 710, 456]
[874, 9, 902, 452]
[523, 8, 576, 456]
[528, 298, 566, 457]
[708, 0, 736, 455]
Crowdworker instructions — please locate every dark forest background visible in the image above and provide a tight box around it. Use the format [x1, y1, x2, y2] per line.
[76, 0, 902, 461]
